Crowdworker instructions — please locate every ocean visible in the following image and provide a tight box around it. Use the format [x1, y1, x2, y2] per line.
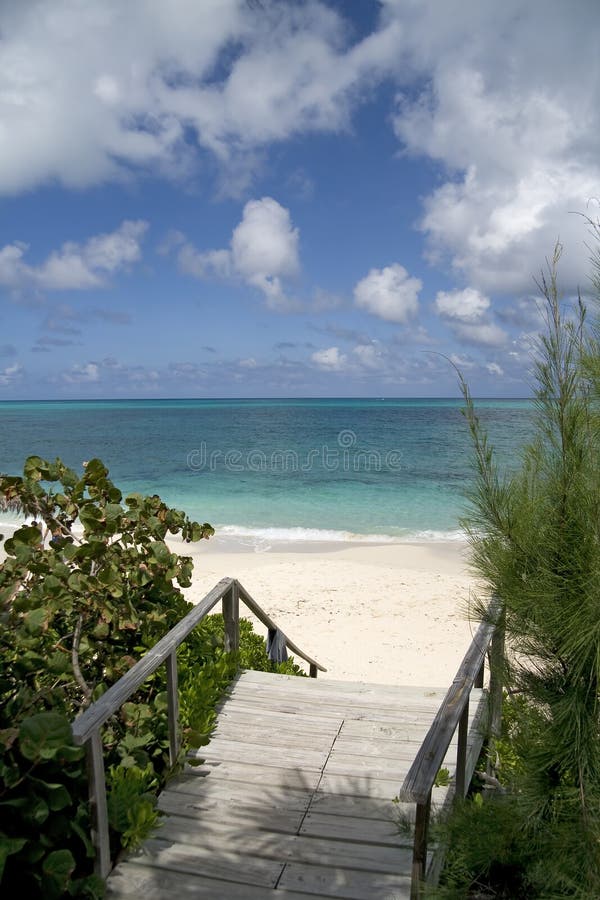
[0, 398, 534, 544]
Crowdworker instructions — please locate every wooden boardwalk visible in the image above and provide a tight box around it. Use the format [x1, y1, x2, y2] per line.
[106, 669, 487, 900]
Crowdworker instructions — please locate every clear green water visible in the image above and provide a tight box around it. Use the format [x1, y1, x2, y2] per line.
[0, 398, 534, 543]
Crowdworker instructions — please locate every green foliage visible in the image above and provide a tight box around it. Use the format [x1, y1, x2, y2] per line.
[433, 794, 536, 899]
[0, 454, 306, 896]
[106, 765, 159, 849]
[447, 237, 600, 896]
[0, 456, 213, 896]
[434, 767, 450, 788]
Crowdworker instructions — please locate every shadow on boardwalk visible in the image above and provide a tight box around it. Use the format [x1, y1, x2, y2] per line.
[106, 669, 486, 900]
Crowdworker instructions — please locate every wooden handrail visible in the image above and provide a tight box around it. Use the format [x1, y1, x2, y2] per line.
[398, 596, 504, 898]
[70, 577, 325, 879]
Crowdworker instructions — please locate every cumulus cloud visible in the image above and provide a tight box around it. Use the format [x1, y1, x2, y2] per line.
[435, 288, 489, 323]
[486, 362, 504, 376]
[0, 363, 23, 386]
[61, 362, 100, 384]
[178, 197, 299, 310]
[0, 221, 147, 292]
[435, 287, 507, 347]
[390, 1, 600, 293]
[0, 0, 596, 308]
[354, 264, 421, 324]
[311, 346, 347, 371]
[453, 321, 507, 347]
[352, 343, 385, 370]
[449, 353, 475, 370]
[0, 1, 401, 195]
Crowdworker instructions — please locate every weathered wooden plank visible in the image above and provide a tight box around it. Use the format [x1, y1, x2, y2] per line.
[223, 695, 438, 723]
[330, 735, 460, 758]
[324, 754, 414, 780]
[124, 837, 283, 887]
[300, 810, 404, 846]
[157, 793, 305, 834]
[148, 819, 413, 874]
[181, 759, 323, 790]
[337, 693, 484, 740]
[240, 669, 443, 698]
[165, 775, 313, 812]
[227, 687, 444, 713]
[316, 773, 451, 805]
[190, 737, 330, 769]
[307, 791, 399, 820]
[213, 720, 337, 752]
[215, 707, 341, 732]
[278, 862, 412, 899]
[228, 681, 445, 711]
[107, 661, 491, 900]
[107, 863, 333, 900]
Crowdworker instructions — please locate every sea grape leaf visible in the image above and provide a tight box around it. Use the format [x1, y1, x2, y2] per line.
[24, 607, 49, 633]
[19, 712, 74, 761]
[23, 455, 47, 480]
[41, 849, 76, 899]
[0, 835, 27, 881]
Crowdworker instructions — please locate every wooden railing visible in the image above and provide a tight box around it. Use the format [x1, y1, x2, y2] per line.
[70, 577, 325, 879]
[397, 597, 504, 899]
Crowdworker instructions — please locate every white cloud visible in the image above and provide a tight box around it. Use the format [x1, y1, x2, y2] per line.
[0, 2, 402, 195]
[178, 197, 299, 310]
[0, 1, 596, 317]
[61, 362, 100, 384]
[352, 343, 385, 370]
[390, 1, 600, 293]
[449, 353, 474, 370]
[0, 220, 147, 291]
[231, 197, 299, 308]
[0, 362, 24, 386]
[311, 346, 347, 371]
[354, 264, 421, 324]
[435, 286, 507, 347]
[238, 357, 257, 368]
[454, 322, 507, 347]
[435, 288, 490, 323]
[486, 362, 504, 376]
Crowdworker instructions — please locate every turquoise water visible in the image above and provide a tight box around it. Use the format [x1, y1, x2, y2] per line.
[0, 398, 534, 542]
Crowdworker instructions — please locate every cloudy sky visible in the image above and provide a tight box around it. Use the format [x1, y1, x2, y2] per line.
[1, 0, 598, 399]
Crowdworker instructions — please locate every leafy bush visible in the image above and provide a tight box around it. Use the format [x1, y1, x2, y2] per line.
[443, 237, 600, 897]
[0, 456, 304, 896]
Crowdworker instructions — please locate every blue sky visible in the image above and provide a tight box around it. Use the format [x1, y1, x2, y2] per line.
[0, 0, 598, 399]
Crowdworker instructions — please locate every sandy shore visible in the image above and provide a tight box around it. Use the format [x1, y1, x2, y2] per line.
[173, 533, 483, 688]
[0, 520, 485, 689]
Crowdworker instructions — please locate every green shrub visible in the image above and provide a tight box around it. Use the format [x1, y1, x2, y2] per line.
[0, 456, 305, 896]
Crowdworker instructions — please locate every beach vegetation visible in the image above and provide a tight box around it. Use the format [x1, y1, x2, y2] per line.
[0, 456, 303, 897]
[436, 232, 600, 897]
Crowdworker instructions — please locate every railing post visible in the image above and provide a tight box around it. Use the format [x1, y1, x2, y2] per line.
[489, 614, 504, 739]
[87, 730, 111, 879]
[487, 607, 505, 773]
[309, 663, 318, 678]
[411, 791, 431, 899]
[165, 649, 180, 767]
[475, 655, 485, 689]
[455, 699, 469, 799]
[223, 580, 240, 653]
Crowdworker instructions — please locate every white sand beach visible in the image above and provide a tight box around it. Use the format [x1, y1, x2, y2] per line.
[175, 534, 483, 689]
[0, 521, 484, 689]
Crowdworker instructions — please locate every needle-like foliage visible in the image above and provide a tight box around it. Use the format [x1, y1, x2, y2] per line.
[458, 239, 600, 896]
